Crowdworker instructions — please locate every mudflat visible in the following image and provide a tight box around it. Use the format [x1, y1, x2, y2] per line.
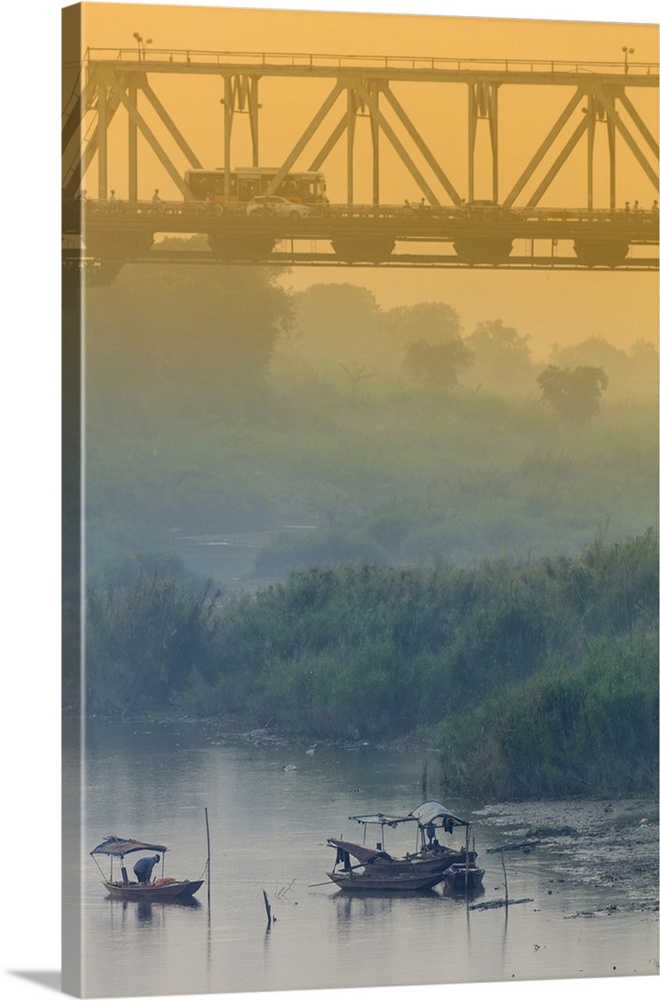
[479, 798, 659, 915]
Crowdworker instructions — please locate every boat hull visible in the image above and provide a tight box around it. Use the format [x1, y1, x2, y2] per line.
[372, 847, 475, 877]
[103, 879, 204, 901]
[327, 870, 444, 892]
[442, 865, 485, 893]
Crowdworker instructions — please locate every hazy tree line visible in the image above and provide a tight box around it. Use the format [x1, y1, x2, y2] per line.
[80, 530, 658, 798]
[282, 282, 657, 409]
[82, 265, 658, 580]
[74, 264, 658, 798]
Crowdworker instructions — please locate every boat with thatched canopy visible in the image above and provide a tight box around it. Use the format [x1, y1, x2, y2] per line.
[90, 836, 204, 901]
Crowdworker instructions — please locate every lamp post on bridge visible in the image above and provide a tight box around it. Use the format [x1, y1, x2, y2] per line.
[133, 32, 152, 61]
[622, 46, 635, 74]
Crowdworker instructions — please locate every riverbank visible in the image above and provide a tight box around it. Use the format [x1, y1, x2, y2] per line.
[76, 713, 659, 914]
[478, 798, 659, 914]
[234, 724, 659, 912]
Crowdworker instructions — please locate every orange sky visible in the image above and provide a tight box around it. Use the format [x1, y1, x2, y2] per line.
[68, 3, 658, 357]
[79, 2, 658, 62]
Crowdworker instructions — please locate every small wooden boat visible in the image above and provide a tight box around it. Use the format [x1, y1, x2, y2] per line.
[328, 837, 459, 877]
[91, 836, 204, 902]
[325, 839, 446, 892]
[442, 862, 485, 893]
[102, 876, 204, 901]
[343, 801, 479, 874]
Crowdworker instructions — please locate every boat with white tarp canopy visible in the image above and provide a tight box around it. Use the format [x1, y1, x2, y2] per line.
[321, 801, 484, 892]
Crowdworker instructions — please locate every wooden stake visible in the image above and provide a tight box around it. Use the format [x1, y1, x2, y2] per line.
[205, 807, 211, 905]
[465, 824, 470, 896]
[263, 889, 272, 929]
[500, 849, 509, 907]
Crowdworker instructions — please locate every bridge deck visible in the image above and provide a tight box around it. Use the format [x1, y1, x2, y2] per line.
[63, 199, 658, 271]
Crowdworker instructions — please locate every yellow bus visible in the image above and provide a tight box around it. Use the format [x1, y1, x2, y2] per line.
[184, 167, 327, 204]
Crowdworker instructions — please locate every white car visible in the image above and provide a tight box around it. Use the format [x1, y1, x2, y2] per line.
[246, 195, 312, 219]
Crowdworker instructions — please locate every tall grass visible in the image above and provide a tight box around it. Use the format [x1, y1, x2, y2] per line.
[83, 532, 658, 797]
[429, 629, 658, 799]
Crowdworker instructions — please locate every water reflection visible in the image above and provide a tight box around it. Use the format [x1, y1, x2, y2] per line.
[108, 895, 202, 926]
[442, 884, 485, 901]
[136, 902, 155, 923]
[78, 721, 658, 996]
[334, 892, 397, 922]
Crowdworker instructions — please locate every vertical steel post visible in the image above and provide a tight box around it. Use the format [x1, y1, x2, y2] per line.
[97, 69, 108, 201]
[370, 87, 380, 206]
[587, 94, 595, 211]
[224, 74, 232, 201]
[607, 110, 617, 209]
[489, 85, 499, 204]
[127, 78, 138, 202]
[249, 77, 259, 167]
[347, 85, 356, 206]
[468, 83, 477, 202]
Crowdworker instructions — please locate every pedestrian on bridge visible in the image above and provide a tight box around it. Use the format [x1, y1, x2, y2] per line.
[152, 189, 165, 213]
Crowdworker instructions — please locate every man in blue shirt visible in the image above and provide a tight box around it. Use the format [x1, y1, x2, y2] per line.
[133, 854, 161, 884]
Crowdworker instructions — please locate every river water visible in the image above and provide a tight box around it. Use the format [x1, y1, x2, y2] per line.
[67, 719, 658, 998]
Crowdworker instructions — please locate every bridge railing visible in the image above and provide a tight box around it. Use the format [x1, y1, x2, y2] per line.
[64, 197, 660, 227]
[85, 47, 659, 77]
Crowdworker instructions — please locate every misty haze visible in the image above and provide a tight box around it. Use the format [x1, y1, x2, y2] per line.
[61, 8, 658, 997]
[81, 264, 657, 584]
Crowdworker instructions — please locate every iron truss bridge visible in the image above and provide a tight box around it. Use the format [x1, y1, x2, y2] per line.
[62, 47, 659, 274]
[63, 199, 659, 273]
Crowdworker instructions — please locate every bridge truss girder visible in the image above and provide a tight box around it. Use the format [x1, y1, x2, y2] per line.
[62, 53, 659, 210]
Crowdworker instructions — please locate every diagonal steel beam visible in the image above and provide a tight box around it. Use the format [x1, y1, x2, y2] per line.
[62, 93, 83, 154]
[594, 87, 659, 189]
[309, 113, 349, 171]
[265, 80, 345, 195]
[503, 88, 585, 207]
[62, 65, 103, 195]
[353, 81, 440, 205]
[526, 114, 589, 207]
[616, 91, 660, 160]
[115, 87, 192, 198]
[63, 69, 126, 198]
[380, 83, 461, 204]
[140, 79, 204, 169]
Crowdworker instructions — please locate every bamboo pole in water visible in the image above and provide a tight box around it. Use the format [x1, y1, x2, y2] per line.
[263, 890, 272, 929]
[205, 807, 211, 904]
[500, 849, 509, 907]
[465, 824, 470, 897]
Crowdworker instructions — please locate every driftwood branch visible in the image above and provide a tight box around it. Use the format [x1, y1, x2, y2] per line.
[470, 897, 534, 911]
